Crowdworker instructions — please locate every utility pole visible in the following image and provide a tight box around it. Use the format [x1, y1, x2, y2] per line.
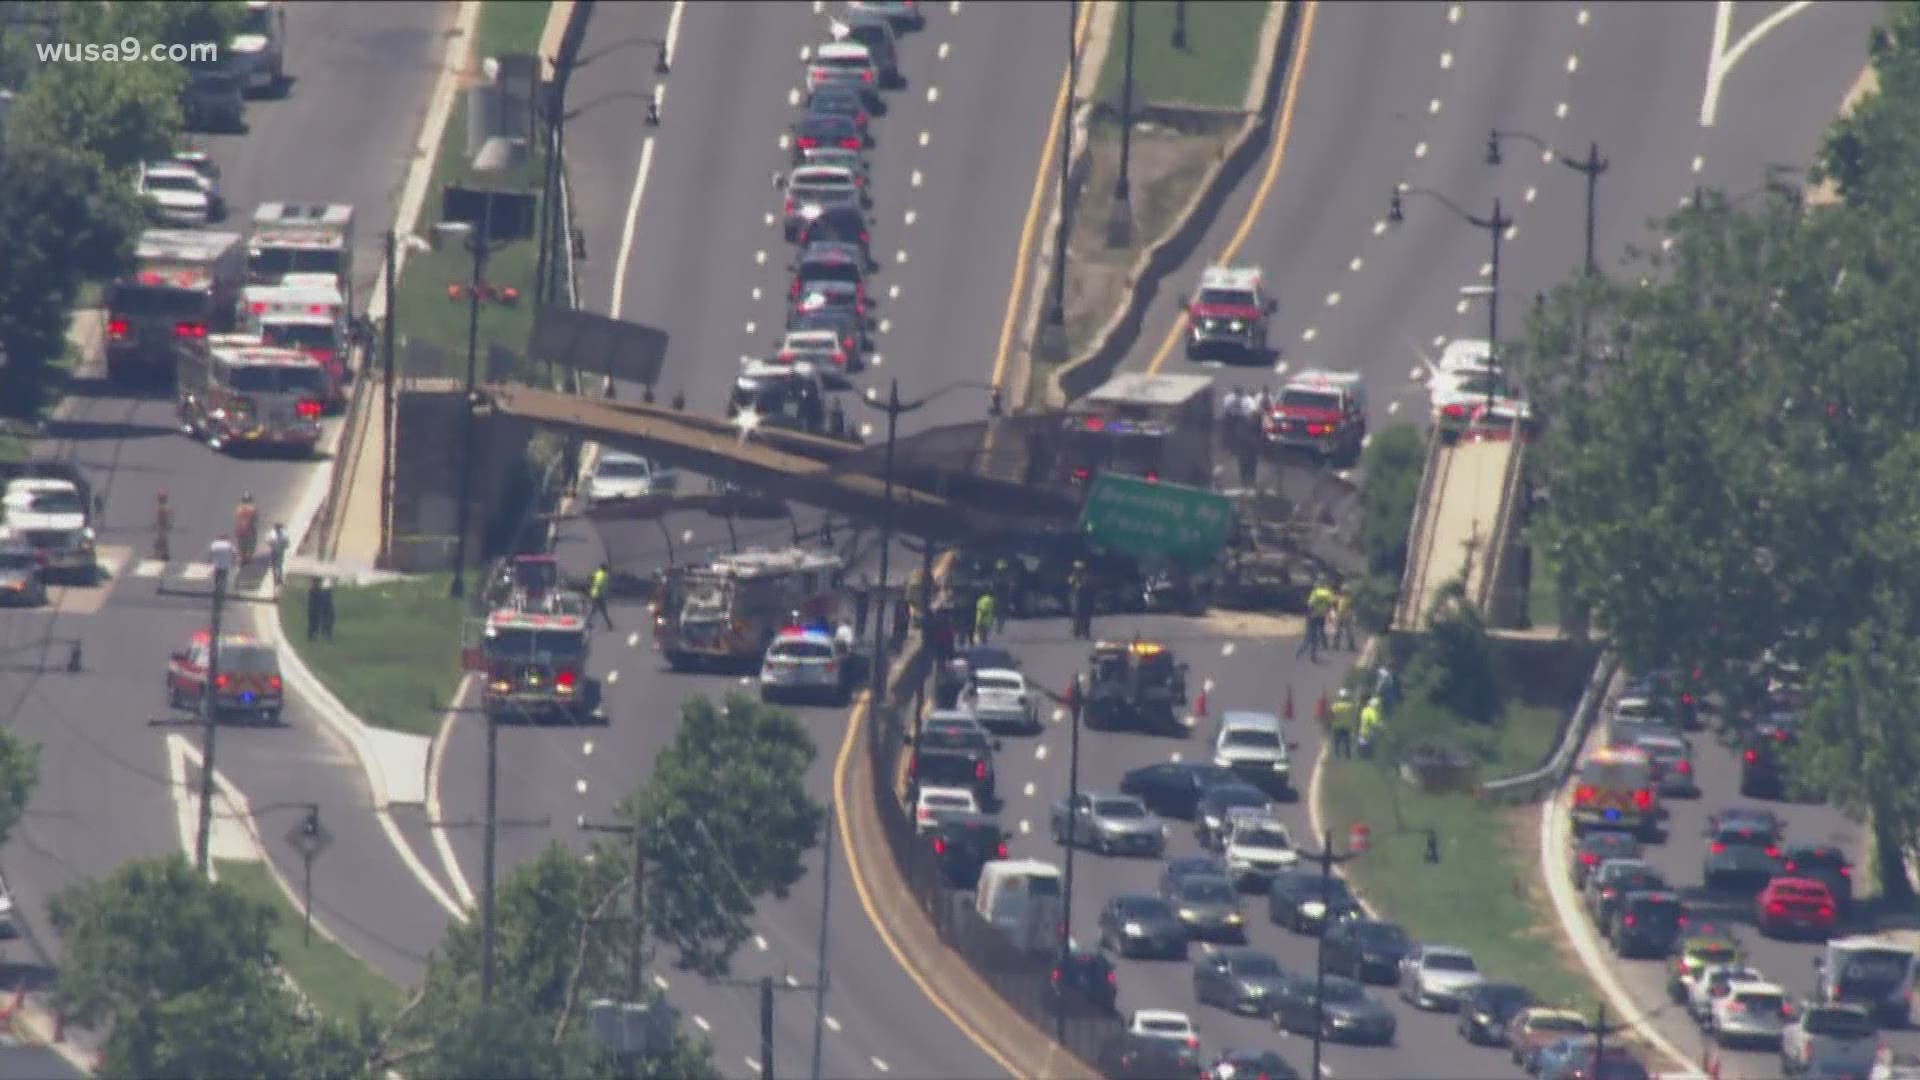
[761, 976, 776, 1080]
[1039, 0, 1078, 359]
[1056, 675, 1084, 1043]
[449, 198, 497, 600]
[809, 802, 835, 1080]
[193, 539, 235, 874]
[1593, 1000, 1606, 1064]
[379, 228, 398, 568]
[579, 815, 649, 1003]
[1106, 0, 1137, 249]
[1306, 830, 1362, 1080]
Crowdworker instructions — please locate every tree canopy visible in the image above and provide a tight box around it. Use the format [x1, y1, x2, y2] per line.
[1522, 3, 1920, 894]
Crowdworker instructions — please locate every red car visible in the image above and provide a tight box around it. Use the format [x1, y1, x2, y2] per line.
[165, 628, 284, 724]
[1756, 877, 1837, 939]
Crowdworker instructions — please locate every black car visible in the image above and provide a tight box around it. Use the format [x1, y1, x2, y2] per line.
[907, 725, 994, 802]
[1621, 668, 1704, 730]
[1193, 947, 1288, 1015]
[790, 279, 867, 325]
[181, 61, 244, 132]
[1608, 889, 1685, 958]
[1120, 762, 1235, 820]
[790, 241, 868, 304]
[1049, 945, 1117, 1014]
[1585, 860, 1666, 926]
[796, 205, 874, 264]
[1322, 918, 1412, 984]
[789, 113, 863, 162]
[1269, 972, 1396, 1044]
[1267, 869, 1359, 934]
[929, 813, 1006, 890]
[1207, 1049, 1302, 1080]
[1458, 982, 1534, 1045]
[1779, 843, 1854, 913]
[1195, 782, 1273, 849]
[1703, 821, 1783, 892]
[786, 305, 870, 359]
[1098, 894, 1188, 959]
[1706, 805, 1784, 842]
[1164, 873, 1246, 943]
[1739, 722, 1796, 798]
[1098, 1033, 1203, 1080]
[1158, 854, 1229, 897]
[1572, 829, 1643, 888]
[843, 10, 903, 87]
[806, 84, 872, 137]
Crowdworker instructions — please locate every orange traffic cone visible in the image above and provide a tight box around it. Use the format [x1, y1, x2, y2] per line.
[1283, 685, 1295, 721]
[1194, 686, 1208, 721]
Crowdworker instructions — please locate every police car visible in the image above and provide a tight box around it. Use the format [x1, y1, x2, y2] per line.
[759, 624, 856, 704]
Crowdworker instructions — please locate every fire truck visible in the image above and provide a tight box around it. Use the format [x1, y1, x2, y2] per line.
[240, 281, 351, 408]
[178, 340, 327, 456]
[654, 547, 844, 671]
[464, 604, 597, 723]
[104, 229, 246, 385]
[1056, 372, 1216, 491]
[248, 203, 356, 312]
[1264, 369, 1368, 465]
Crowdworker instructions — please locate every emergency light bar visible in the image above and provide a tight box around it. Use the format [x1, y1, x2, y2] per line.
[136, 269, 212, 289]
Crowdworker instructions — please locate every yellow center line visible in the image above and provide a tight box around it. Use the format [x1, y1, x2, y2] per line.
[1145, 0, 1319, 376]
[835, 5, 1094, 1077]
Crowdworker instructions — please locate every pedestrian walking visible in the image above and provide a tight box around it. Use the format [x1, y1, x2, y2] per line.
[1298, 579, 1335, 661]
[973, 590, 997, 647]
[1328, 687, 1357, 759]
[853, 574, 872, 637]
[314, 578, 337, 641]
[1333, 582, 1358, 651]
[588, 562, 615, 630]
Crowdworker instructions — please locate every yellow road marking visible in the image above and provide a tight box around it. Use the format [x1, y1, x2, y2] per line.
[1146, 0, 1319, 375]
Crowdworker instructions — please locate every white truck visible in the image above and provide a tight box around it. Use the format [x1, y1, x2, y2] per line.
[248, 203, 355, 313]
[1817, 935, 1919, 1029]
[228, 0, 288, 96]
[0, 477, 95, 583]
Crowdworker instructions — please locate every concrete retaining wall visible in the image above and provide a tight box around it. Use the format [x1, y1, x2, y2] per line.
[387, 378, 532, 572]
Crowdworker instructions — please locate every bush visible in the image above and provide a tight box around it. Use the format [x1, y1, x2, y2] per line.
[1402, 583, 1502, 725]
[1359, 423, 1425, 578]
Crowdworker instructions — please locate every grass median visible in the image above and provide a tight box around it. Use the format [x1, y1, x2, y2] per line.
[216, 860, 407, 1024]
[278, 572, 465, 737]
[1320, 647, 1605, 1015]
[394, 0, 552, 380]
[1095, 0, 1270, 110]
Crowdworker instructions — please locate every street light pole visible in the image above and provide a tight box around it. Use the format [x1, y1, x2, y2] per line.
[871, 379, 901, 704]
[450, 201, 496, 600]
[1486, 130, 1608, 276]
[1308, 830, 1360, 1080]
[1106, 1, 1137, 249]
[1040, 0, 1078, 358]
[1056, 675, 1084, 1043]
[193, 539, 235, 874]
[1387, 187, 1513, 405]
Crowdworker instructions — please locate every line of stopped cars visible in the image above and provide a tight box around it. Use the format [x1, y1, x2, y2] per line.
[1558, 667, 1920, 1080]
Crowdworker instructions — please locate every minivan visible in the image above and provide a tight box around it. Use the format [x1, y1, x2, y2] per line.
[975, 859, 1063, 954]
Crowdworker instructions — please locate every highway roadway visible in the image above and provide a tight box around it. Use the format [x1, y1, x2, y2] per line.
[0, 0, 458, 997]
[432, 2, 1076, 1077]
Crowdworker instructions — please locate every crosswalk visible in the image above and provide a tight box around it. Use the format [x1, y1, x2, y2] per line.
[29, 545, 277, 615]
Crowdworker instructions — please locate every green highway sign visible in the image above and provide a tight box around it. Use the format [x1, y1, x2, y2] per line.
[1078, 474, 1234, 569]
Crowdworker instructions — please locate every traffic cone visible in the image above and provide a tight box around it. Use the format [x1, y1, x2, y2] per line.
[1283, 685, 1294, 721]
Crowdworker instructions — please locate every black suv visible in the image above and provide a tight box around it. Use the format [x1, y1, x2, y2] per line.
[1322, 918, 1412, 984]
[929, 813, 1006, 890]
[1739, 720, 1796, 798]
[1608, 889, 1685, 958]
[1048, 946, 1117, 1015]
[795, 205, 874, 266]
[907, 725, 995, 803]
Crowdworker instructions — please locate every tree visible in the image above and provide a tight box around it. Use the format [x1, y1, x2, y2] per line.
[1402, 582, 1501, 725]
[0, 728, 40, 850]
[1818, 3, 1920, 212]
[6, 22, 185, 175]
[626, 694, 825, 977]
[48, 857, 365, 1079]
[1358, 422, 1424, 580]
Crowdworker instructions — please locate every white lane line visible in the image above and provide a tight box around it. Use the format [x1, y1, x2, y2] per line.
[1447, 4, 1462, 23]
[1540, 147, 1556, 164]
[609, 137, 656, 317]
[1555, 102, 1569, 119]
[949, 0, 961, 11]
[606, 670, 620, 685]
[785, 973, 800, 988]
[745, 321, 757, 335]
[1440, 51, 1452, 70]
[904, 209, 917, 226]
[1325, 291, 1341, 307]
[1455, 299, 1470, 315]
[1427, 98, 1442, 115]
[1035, 745, 1048, 761]
[653, 974, 670, 991]
[1372, 220, 1388, 237]
[937, 41, 950, 60]
[1479, 261, 1492, 277]
[1504, 224, 1518, 241]
[918, 131, 930, 146]
[887, 283, 900, 299]
[626, 631, 640, 647]
[1577, 8, 1590, 25]
[872, 1058, 891, 1073]
[694, 1015, 711, 1032]
[754, 934, 769, 951]
[1018, 819, 1031, 835]
[751, 285, 763, 299]
[800, 44, 812, 61]
[1566, 55, 1579, 74]
[1170, 752, 1183, 763]
[1051, 707, 1065, 724]
[1302, 327, 1317, 342]
[1701, 0, 1815, 127]
[746, 1057, 763, 1075]
[895, 250, 908, 264]
[1221, 642, 1237, 657]
[825, 1015, 842, 1032]
[1023, 781, 1036, 798]
[1387, 400, 1402, 415]
[1691, 154, 1705, 173]
[583, 739, 595, 757]
[1348, 257, 1363, 272]
[778, 133, 791, 150]
[788, 87, 803, 107]
[576, 778, 589, 795]
[877, 318, 892, 334]
[1524, 186, 1538, 203]
[755, 250, 768, 265]
[927, 86, 940, 103]
[663, 0, 686, 67]
[132, 558, 165, 578]
[1414, 142, 1428, 159]
[764, 211, 776, 227]
[910, 169, 923, 187]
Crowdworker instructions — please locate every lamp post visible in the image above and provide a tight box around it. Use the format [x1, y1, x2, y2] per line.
[1055, 675, 1085, 1043]
[1040, 0, 1079, 359]
[450, 203, 505, 600]
[1388, 187, 1512, 360]
[193, 537, 236, 874]
[1486, 131, 1607, 276]
[1106, 1, 1138, 249]
[855, 380, 999, 704]
[1302, 830, 1363, 1080]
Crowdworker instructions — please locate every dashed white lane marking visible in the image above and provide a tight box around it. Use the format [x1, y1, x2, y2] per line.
[1325, 291, 1341, 307]
[1349, 256, 1363, 272]
[606, 670, 620, 686]
[755, 250, 767, 265]
[1577, 7, 1590, 25]
[1023, 781, 1037, 798]
[1035, 745, 1048, 761]
[1540, 148, 1556, 164]
[910, 169, 923, 187]
[1203, 677, 1215, 692]
[626, 631, 640, 647]
[1302, 327, 1318, 342]
[1524, 186, 1538, 203]
[1447, 3, 1462, 23]
[1440, 51, 1453, 69]
[812, 0, 823, 11]
[870, 354, 884, 367]
[948, 0, 961, 12]
[1409, 364, 1425, 380]
[1431, 334, 1446, 348]
[751, 286, 763, 299]
[903, 209, 917, 226]
[746, 321, 758, 335]
[1170, 752, 1183, 763]
[1274, 360, 1289, 376]
[918, 130, 930, 147]
[1427, 98, 1442, 115]
[1504, 224, 1518, 240]
[653, 974, 670, 991]
[1555, 101, 1569, 119]
[576, 779, 589, 795]
[583, 739, 595, 756]
[825, 1015, 842, 1032]
[872, 1058, 892, 1074]
[764, 212, 776, 227]
[1387, 399, 1402, 415]
[1414, 142, 1428, 159]
[786, 974, 800, 988]
[878, 317, 892, 333]
[694, 1015, 711, 1032]
[1221, 642, 1237, 657]
[787, 87, 802, 107]
[1479, 261, 1493, 277]
[887, 283, 901, 299]
[1372, 220, 1388, 237]
[754, 934, 769, 951]
[937, 42, 951, 60]
[1660, 236, 1675, 252]
[778, 133, 791, 150]
[927, 86, 940, 103]
[1360, 433, 1374, 450]
[799, 45, 812, 61]
[1018, 819, 1031, 835]
[1455, 299, 1470, 315]
[746, 1057, 763, 1075]
[1566, 54, 1580, 73]
[133, 558, 165, 578]
[859, 421, 875, 438]
[1051, 707, 1065, 724]
[1691, 154, 1705, 173]
[895, 249, 909, 264]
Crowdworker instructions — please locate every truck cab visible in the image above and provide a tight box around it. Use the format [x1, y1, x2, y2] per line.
[1265, 370, 1368, 465]
[1184, 265, 1274, 360]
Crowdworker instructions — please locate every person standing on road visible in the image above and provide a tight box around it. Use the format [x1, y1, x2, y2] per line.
[973, 590, 997, 647]
[266, 522, 290, 591]
[1358, 695, 1384, 759]
[153, 491, 172, 561]
[588, 562, 615, 630]
[314, 577, 336, 641]
[1298, 579, 1335, 661]
[1333, 581, 1358, 651]
[1069, 561, 1093, 640]
[1328, 687, 1356, 759]
[853, 574, 872, 638]
[306, 575, 324, 640]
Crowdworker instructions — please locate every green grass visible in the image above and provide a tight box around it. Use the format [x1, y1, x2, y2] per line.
[1096, 0, 1272, 111]
[216, 860, 407, 1024]
[396, 0, 552, 379]
[278, 573, 467, 736]
[1320, 697, 1601, 1015]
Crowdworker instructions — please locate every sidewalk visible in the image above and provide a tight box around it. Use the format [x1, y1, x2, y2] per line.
[330, 378, 387, 567]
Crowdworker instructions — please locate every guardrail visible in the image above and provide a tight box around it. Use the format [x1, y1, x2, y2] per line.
[1393, 422, 1450, 629]
[1480, 650, 1617, 804]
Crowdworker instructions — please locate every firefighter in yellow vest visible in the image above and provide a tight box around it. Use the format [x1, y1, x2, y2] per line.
[1327, 687, 1357, 758]
[1298, 580, 1335, 661]
[1358, 696, 1385, 759]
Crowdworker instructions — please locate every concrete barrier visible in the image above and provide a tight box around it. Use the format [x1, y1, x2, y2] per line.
[1048, 0, 1304, 404]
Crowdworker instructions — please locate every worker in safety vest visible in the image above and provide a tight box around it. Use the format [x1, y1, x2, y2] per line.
[974, 591, 997, 646]
[1327, 688, 1357, 758]
[588, 563, 614, 630]
[1298, 580, 1335, 661]
[1358, 696, 1385, 758]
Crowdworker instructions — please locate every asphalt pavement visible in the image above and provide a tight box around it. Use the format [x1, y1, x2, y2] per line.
[432, 2, 1074, 1077]
[0, 0, 457, 992]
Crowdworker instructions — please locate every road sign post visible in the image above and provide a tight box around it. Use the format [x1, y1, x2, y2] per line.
[284, 807, 332, 946]
[1077, 474, 1234, 569]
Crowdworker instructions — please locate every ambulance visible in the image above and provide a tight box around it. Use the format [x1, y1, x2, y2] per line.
[248, 203, 355, 311]
[1569, 744, 1660, 839]
[240, 281, 351, 409]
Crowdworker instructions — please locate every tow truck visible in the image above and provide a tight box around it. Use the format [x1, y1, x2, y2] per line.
[1084, 640, 1189, 735]
[1265, 369, 1368, 465]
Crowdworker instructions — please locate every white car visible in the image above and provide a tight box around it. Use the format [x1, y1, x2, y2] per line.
[1438, 337, 1494, 374]
[1429, 364, 1503, 433]
[1399, 944, 1485, 1011]
[1781, 1003, 1878, 1077]
[914, 785, 978, 835]
[585, 450, 673, 504]
[1874, 1047, 1920, 1080]
[1, 478, 94, 581]
[138, 162, 219, 224]
[168, 150, 224, 208]
[958, 668, 1039, 735]
[1126, 1008, 1199, 1047]
[777, 329, 852, 373]
[1709, 981, 1789, 1047]
[759, 626, 855, 705]
[1689, 963, 1768, 1023]
[1221, 810, 1298, 889]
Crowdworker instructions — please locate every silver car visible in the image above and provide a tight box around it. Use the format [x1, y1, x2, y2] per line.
[1400, 944, 1485, 1011]
[1709, 982, 1789, 1048]
[1052, 792, 1167, 857]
